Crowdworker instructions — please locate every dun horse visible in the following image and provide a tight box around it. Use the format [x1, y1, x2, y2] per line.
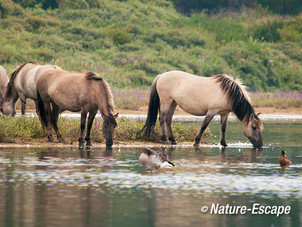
[0, 65, 9, 104]
[0, 62, 61, 116]
[143, 71, 263, 149]
[36, 70, 118, 147]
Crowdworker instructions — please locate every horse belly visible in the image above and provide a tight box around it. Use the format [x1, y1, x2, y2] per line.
[172, 84, 215, 116]
[51, 94, 82, 112]
[174, 95, 208, 116]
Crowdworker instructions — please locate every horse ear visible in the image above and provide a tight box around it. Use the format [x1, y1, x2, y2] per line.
[257, 112, 261, 116]
[114, 113, 119, 119]
[249, 113, 255, 122]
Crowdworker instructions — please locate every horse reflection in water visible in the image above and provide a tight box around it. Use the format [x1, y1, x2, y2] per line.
[143, 71, 263, 149]
[36, 70, 118, 148]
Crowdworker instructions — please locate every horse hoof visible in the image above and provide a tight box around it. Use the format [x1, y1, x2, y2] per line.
[58, 139, 65, 144]
[171, 141, 177, 146]
[193, 143, 199, 148]
[47, 139, 54, 143]
[162, 140, 169, 144]
[86, 142, 92, 147]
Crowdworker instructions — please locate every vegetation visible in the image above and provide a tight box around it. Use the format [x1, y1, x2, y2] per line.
[0, 115, 211, 144]
[170, 0, 302, 15]
[0, 0, 301, 92]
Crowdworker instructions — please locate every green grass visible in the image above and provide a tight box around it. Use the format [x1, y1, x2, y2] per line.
[0, 0, 301, 92]
[0, 115, 211, 144]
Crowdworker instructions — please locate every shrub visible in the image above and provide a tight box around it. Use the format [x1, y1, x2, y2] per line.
[252, 20, 284, 42]
[0, 0, 24, 18]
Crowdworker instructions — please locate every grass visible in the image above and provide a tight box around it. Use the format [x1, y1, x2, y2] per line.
[0, 0, 301, 92]
[0, 115, 211, 144]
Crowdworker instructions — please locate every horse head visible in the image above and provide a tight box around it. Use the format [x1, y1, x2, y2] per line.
[0, 83, 17, 116]
[243, 113, 263, 149]
[102, 113, 118, 147]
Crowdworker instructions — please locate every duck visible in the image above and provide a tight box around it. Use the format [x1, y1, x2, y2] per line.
[279, 150, 291, 166]
[139, 148, 175, 171]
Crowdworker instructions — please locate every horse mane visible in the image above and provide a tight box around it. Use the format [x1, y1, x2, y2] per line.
[85, 72, 115, 115]
[5, 62, 38, 97]
[214, 74, 258, 125]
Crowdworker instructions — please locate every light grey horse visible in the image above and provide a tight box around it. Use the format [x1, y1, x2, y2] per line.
[143, 71, 263, 149]
[1, 62, 61, 116]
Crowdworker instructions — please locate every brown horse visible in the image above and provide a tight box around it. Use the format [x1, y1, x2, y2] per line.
[0, 62, 61, 116]
[143, 71, 263, 149]
[36, 70, 118, 147]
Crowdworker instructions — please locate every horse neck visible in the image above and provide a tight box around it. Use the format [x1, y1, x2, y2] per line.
[4, 83, 18, 103]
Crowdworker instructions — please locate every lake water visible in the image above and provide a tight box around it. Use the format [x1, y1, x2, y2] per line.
[0, 119, 301, 227]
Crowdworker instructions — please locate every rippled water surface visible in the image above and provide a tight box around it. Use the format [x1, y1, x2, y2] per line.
[0, 121, 302, 227]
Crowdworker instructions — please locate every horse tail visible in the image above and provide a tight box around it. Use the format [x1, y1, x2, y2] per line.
[142, 76, 160, 137]
[37, 91, 47, 127]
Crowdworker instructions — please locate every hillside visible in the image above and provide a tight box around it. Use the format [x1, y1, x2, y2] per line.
[0, 0, 301, 91]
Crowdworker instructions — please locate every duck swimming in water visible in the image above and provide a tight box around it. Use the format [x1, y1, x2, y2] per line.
[279, 150, 291, 166]
[139, 148, 175, 171]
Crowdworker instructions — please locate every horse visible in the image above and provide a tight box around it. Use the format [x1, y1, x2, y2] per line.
[142, 71, 263, 149]
[36, 70, 118, 147]
[0, 62, 61, 116]
[0, 65, 9, 104]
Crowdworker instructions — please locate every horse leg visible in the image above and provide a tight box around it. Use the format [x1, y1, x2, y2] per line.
[85, 111, 97, 147]
[19, 94, 26, 115]
[220, 113, 229, 147]
[159, 103, 170, 144]
[51, 103, 64, 143]
[166, 100, 177, 145]
[43, 102, 54, 142]
[194, 114, 215, 147]
[35, 100, 41, 121]
[79, 109, 88, 148]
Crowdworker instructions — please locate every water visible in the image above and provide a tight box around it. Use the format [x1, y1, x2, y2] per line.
[0, 120, 302, 227]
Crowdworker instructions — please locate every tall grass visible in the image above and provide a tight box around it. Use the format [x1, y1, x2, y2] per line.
[0, 115, 211, 144]
[251, 90, 302, 109]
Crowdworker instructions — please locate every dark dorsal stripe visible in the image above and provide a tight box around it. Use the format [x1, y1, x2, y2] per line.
[85, 72, 102, 81]
[214, 74, 254, 122]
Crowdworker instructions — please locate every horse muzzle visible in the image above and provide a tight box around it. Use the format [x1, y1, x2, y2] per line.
[248, 136, 263, 149]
